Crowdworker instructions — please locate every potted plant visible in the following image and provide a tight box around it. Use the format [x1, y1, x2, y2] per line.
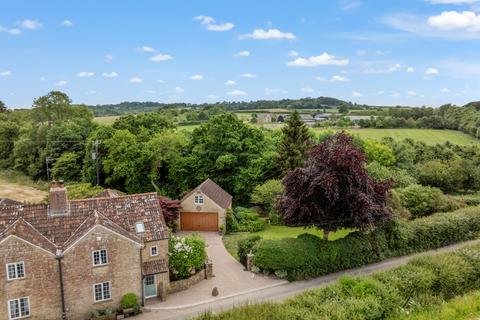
[120, 293, 141, 316]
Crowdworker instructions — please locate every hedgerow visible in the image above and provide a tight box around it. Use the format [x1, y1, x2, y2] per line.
[196, 244, 480, 320]
[251, 206, 480, 281]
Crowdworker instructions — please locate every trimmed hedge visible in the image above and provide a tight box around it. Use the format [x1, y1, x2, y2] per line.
[196, 244, 480, 320]
[252, 206, 480, 281]
[237, 235, 261, 266]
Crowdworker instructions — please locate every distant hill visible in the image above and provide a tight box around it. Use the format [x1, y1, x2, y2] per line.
[88, 97, 353, 116]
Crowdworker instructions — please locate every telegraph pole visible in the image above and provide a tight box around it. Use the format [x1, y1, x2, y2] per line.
[45, 157, 51, 181]
[92, 140, 101, 186]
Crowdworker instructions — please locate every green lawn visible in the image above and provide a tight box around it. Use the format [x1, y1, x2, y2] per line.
[93, 116, 120, 125]
[313, 128, 479, 145]
[223, 225, 351, 260]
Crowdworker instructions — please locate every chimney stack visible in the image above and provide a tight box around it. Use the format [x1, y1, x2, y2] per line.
[49, 180, 69, 216]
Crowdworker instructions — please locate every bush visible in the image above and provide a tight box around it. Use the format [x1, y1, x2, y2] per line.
[252, 206, 480, 281]
[168, 234, 207, 281]
[237, 235, 261, 266]
[397, 184, 461, 218]
[227, 207, 266, 233]
[250, 179, 283, 213]
[66, 183, 105, 200]
[193, 244, 480, 320]
[120, 293, 139, 310]
[367, 161, 417, 188]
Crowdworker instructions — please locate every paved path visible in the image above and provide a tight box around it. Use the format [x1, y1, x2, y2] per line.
[146, 232, 284, 309]
[138, 238, 480, 320]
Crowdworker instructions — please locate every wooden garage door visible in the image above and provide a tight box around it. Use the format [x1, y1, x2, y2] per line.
[181, 212, 218, 231]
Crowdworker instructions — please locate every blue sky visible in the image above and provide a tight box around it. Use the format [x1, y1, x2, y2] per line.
[1, 0, 480, 108]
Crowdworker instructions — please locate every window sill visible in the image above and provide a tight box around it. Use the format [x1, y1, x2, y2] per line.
[6, 277, 26, 282]
[93, 299, 112, 304]
[92, 263, 109, 268]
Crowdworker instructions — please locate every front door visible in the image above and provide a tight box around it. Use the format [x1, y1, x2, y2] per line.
[143, 275, 157, 299]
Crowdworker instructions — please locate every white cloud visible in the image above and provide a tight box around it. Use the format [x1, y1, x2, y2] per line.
[85, 90, 97, 95]
[150, 54, 174, 62]
[288, 50, 299, 57]
[20, 19, 42, 29]
[287, 53, 349, 67]
[227, 89, 246, 96]
[352, 91, 363, 97]
[301, 86, 315, 93]
[407, 90, 417, 95]
[105, 54, 114, 62]
[194, 15, 215, 25]
[138, 46, 156, 52]
[175, 86, 185, 93]
[0, 70, 12, 76]
[207, 23, 234, 31]
[190, 74, 204, 80]
[406, 67, 415, 73]
[40, 77, 47, 81]
[242, 28, 296, 40]
[234, 50, 250, 57]
[76, 71, 95, 78]
[331, 75, 349, 82]
[428, 11, 480, 31]
[264, 88, 288, 95]
[224, 80, 236, 86]
[61, 20, 73, 27]
[441, 87, 450, 92]
[55, 80, 67, 87]
[363, 63, 401, 74]
[194, 15, 234, 32]
[425, 67, 439, 75]
[240, 73, 256, 78]
[207, 94, 220, 99]
[316, 75, 349, 82]
[157, 79, 165, 83]
[0, 26, 21, 35]
[376, 90, 385, 95]
[426, 0, 479, 4]
[129, 77, 143, 83]
[102, 72, 118, 78]
[356, 50, 367, 56]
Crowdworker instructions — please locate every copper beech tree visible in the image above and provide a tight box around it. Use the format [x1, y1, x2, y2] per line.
[276, 132, 393, 240]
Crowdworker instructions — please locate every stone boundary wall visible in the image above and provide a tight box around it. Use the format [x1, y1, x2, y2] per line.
[168, 268, 206, 294]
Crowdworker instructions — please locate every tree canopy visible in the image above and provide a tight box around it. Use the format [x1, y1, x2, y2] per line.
[276, 132, 393, 238]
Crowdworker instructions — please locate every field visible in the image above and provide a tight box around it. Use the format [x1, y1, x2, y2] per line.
[223, 225, 351, 260]
[93, 116, 120, 125]
[0, 171, 48, 203]
[342, 128, 479, 145]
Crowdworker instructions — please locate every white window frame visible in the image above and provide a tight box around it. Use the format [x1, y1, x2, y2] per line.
[194, 195, 204, 205]
[93, 282, 111, 302]
[92, 249, 108, 266]
[8, 296, 30, 320]
[6, 262, 25, 281]
[150, 245, 158, 257]
[135, 221, 145, 234]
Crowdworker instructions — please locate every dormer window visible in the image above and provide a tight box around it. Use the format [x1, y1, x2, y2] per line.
[135, 222, 145, 234]
[150, 245, 158, 256]
[194, 195, 204, 205]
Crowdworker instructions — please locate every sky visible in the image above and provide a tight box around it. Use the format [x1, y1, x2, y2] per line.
[1, 0, 480, 108]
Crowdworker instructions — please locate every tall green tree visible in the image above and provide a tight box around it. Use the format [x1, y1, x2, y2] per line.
[278, 110, 313, 173]
[0, 100, 7, 113]
[31, 91, 72, 126]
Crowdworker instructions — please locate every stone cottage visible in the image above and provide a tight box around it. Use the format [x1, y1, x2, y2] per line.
[0, 181, 169, 320]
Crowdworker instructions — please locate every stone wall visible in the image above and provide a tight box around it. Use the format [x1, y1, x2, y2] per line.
[168, 268, 207, 294]
[62, 226, 143, 320]
[0, 236, 62, 320]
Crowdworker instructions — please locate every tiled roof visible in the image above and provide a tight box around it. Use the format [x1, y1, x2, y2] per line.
[142, 259, 168, 275]
[182, 179, 232, 209]
[0, 192, 168, 253]
[93, 189, 122, 199]
[0, 218, 58, 254]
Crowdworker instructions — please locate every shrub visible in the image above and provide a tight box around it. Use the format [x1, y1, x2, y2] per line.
[237, 235, 261, 266]
[397, 184, 454, 218]
[228, 207, 266, 233]
[168, 234, 207, 281]
[120, 293, 139, 310]
[253, 206, 480, 281]
[367, 161, 417, 188]
[66, 183, 105, 200]
[193, 244, 480, 320]
[250, 179, 284, 213]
